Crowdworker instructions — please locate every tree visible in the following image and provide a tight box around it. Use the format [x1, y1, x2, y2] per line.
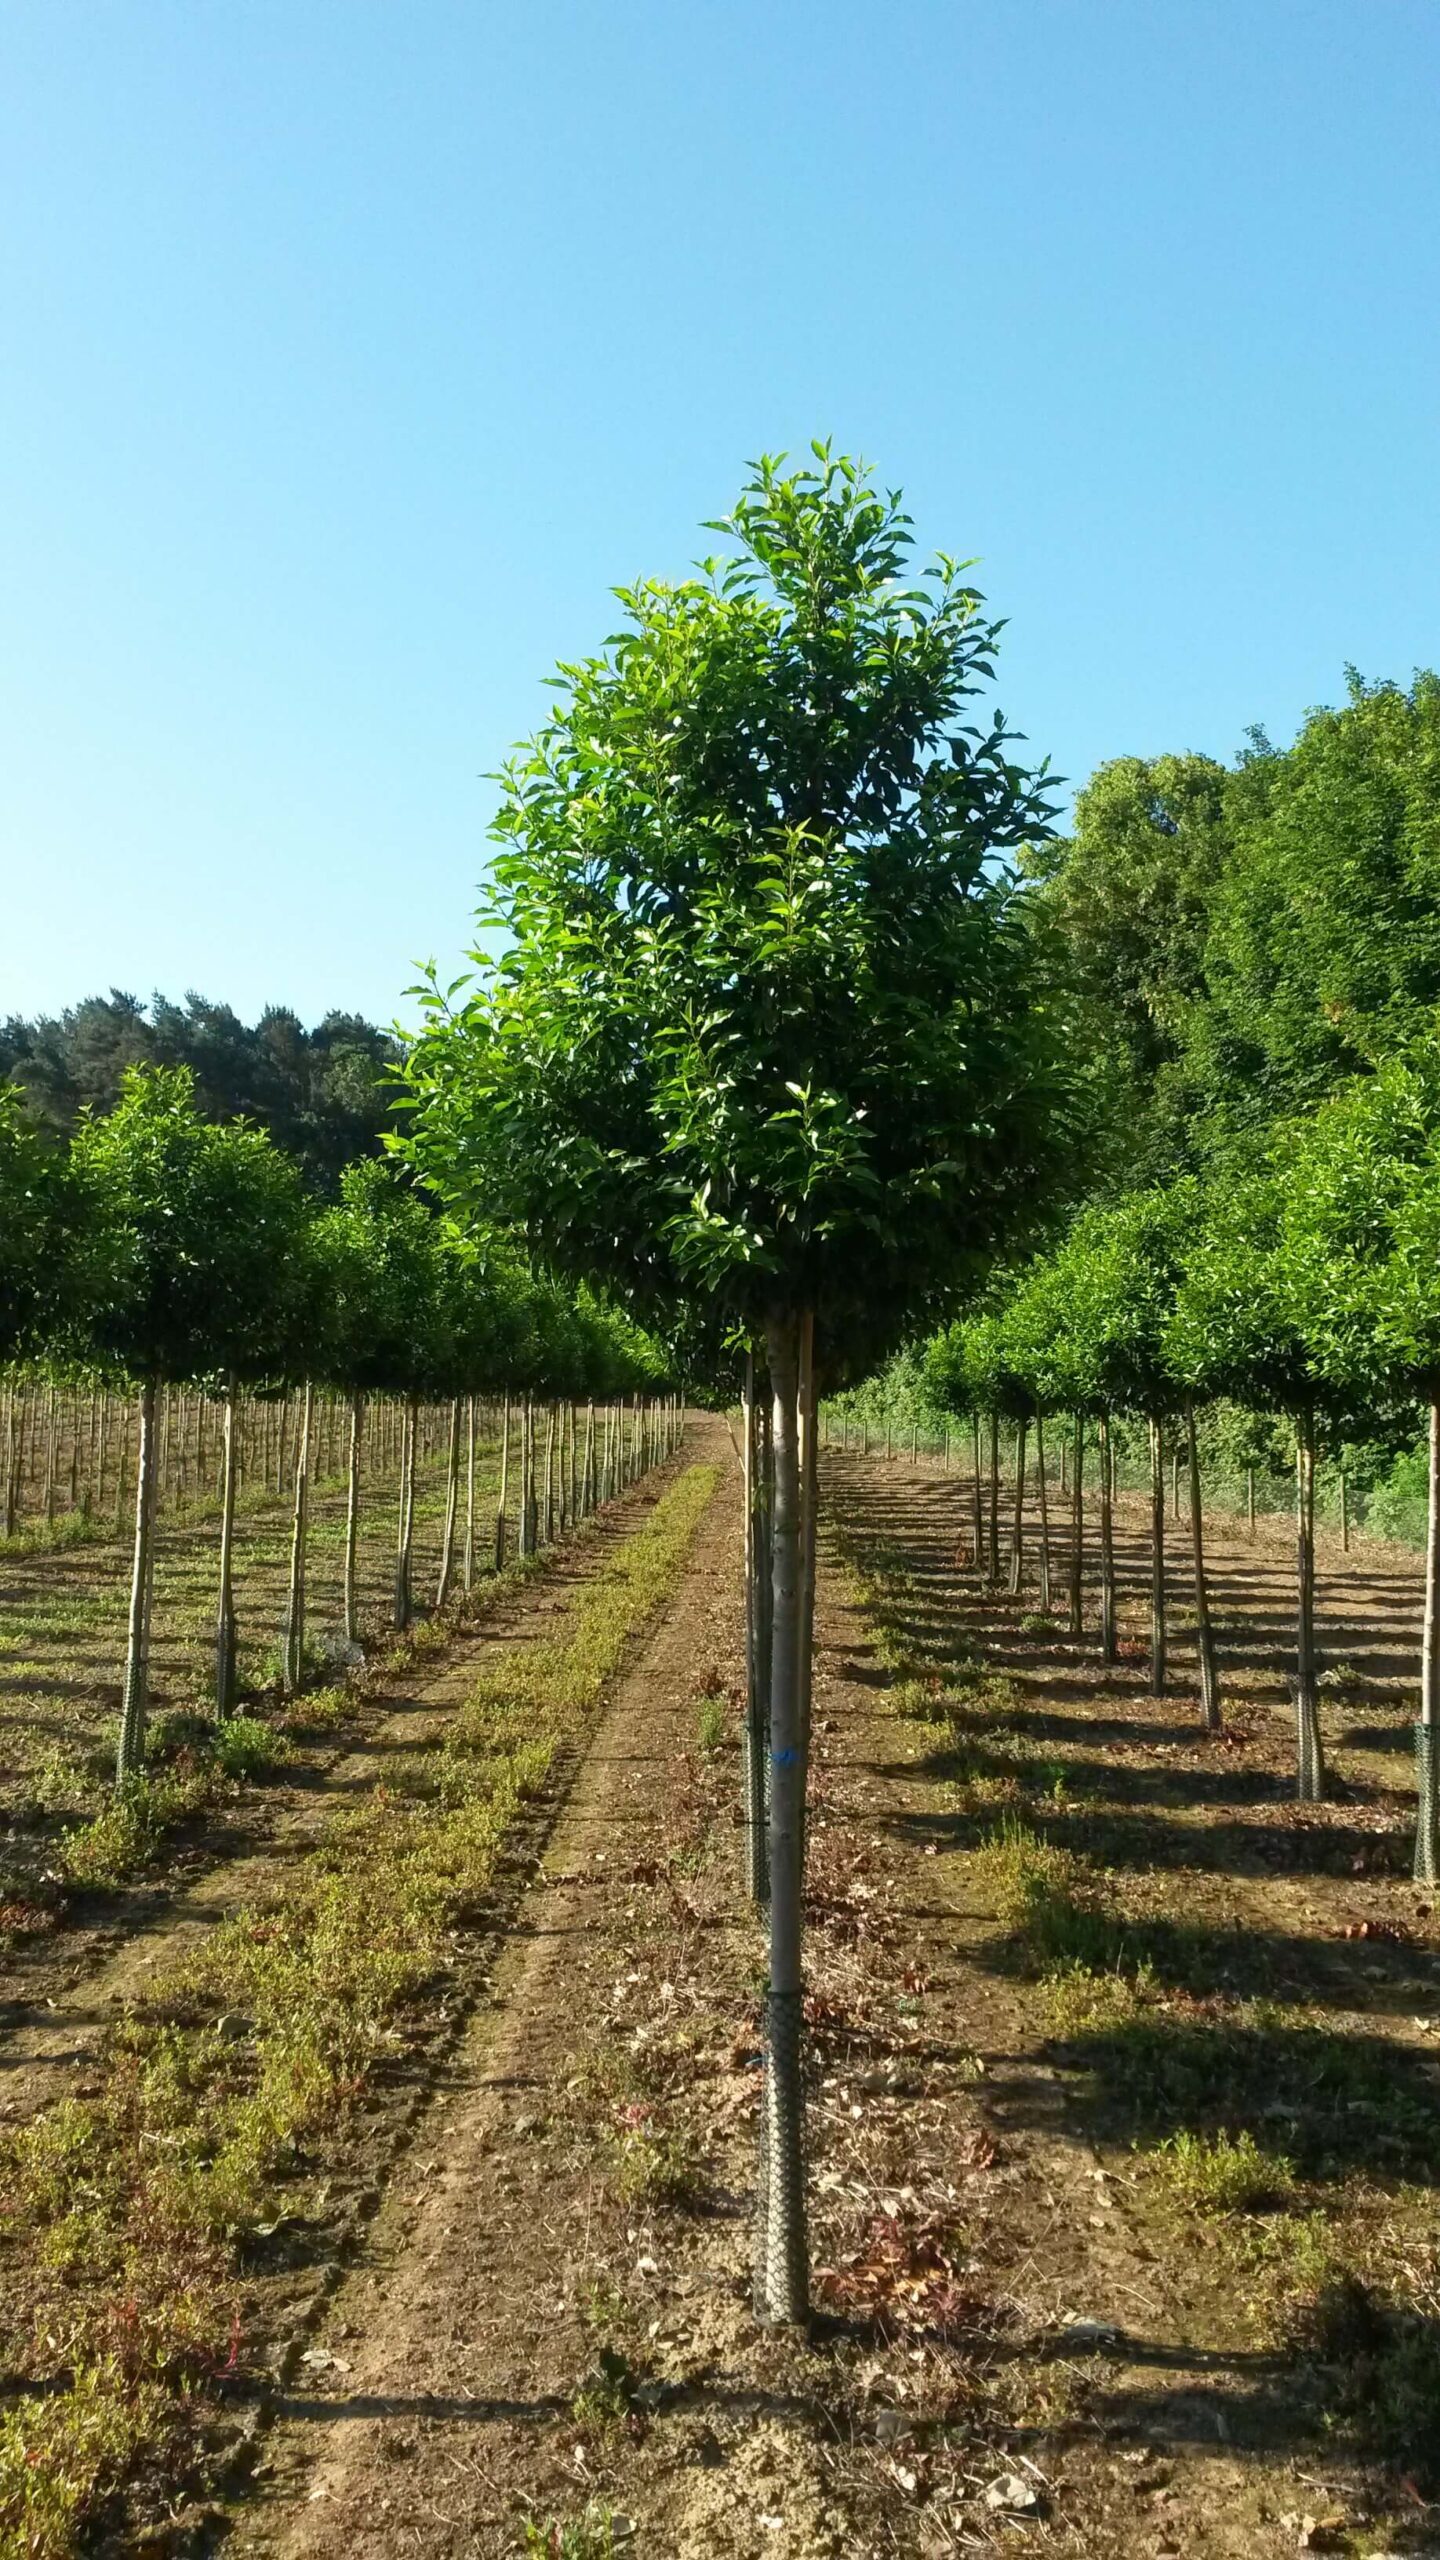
[1030, 751, 1233, 1180]
[0, 1084, 72, 1364]
[69, 1067, 310, 1777]
[403, 446, 1070, 2322]
[1166, 1162, 1366, 1798]
[1275, 1052, 1440, 1870]
[1181, 673, 1440, 1140]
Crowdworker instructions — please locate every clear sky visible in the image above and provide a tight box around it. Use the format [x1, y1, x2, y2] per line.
[3, 0, 1437, 1031]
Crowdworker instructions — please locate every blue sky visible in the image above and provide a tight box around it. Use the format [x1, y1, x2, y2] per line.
[3, 0, 1437, 1030]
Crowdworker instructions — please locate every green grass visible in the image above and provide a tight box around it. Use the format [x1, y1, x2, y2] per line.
[1150, 2126, 1296, 2214]
[0, 1462, 717, 2558]
[519, 2506, 624, 2557]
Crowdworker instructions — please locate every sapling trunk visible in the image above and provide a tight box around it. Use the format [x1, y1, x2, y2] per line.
[1414, 1398, 1440, 1882]
[987, 1415, 1000, 1585]
[543, 1402, 556, 1544]
[1035, 1413, 1052, 1611]
[117, 1378, 160, 1784]
[1247, 1464, 1256, 1537]
[215, 1380, 239, 1714]
[1149, 1416, 1166, 1695]
[756, 1307, 808, 2326]
[436, 1396, 462, 1608]
[394, 1395, 417, 1629]
[742, 1355, 769, 1904]
[283, 1381, 313, 1692]
[344, 1394, 363, 1642]
[463, 1395, 476, 1592]
[495, 1396, 510, 1569]
[1186, 1400, 1221, 1732]
[1340, 1465, 1349, 1552]
[1069, 1415, 1085, 1637]
[970, 1413, 984, 1573]
[1008, 1415, 1028, 1596]
[2, 1388, 17, 1540]
[1097, 1413, 1116, 1663]
[582, 1400, 596, 1515]
[1294, 1411, 1325, 1799]
[797, 1311, 818, 1874]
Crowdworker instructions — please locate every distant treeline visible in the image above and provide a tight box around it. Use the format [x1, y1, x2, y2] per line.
[0, 991, 403, 1191]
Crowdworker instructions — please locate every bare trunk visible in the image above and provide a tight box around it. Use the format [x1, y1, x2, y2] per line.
[797, 1311, 818, 1870]
[394, 1395, 417, 1628]
[1068, 1415, 1085, 1637]
[283, 1381, 313, 1691]
[987, 1414, 1000, 1586]
[1415, 1398, 1440, 1881]
[463, 1395, 476, 1592]
[116, 1378, 159, 1783]
[970, 1413, 984, 1573]
[1187, 1400, 1221, 1732]
[742, 1355, 769, 1904]
[1008, 1415, 1028, 1596]
[756, 1307, 808, 2326]
[436, 1396, 462, 1608]
[1035, 1413, 1052, 1611]
[1294, 1411, 1324, 1798]
[1097, 1412, 1116, 1663]
[215, 1380, 239, 1714]
[344, 1394, 363, 1642]
[1149, 1415, 1166, 1695]
[495, 1396, 510, 1569]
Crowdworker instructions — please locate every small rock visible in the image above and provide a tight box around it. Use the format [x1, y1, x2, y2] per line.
[986, 2473, 1040, 2514]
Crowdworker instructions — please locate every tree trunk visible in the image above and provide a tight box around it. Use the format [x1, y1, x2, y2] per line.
[1008, 1415, 1028, 1596]
[987, 1414, 1000, 1586]
[436, 1396, 462, 1608]
[797, 1311, 818, 1873]
[582, 1399, 596, 1514]
[1247, 1463, 1256, 1537]
[495, 1396, 510, 1569]
[2, 1386, 17, 1540]
[1068, 1415, 1085, 1637]
[1415, 1398, 1440, 1882]
[757, 1307, 808, 2326]
[1035, 1413, 1052, 1611]
[1340, 1464, 1350, 1553]
[970, 1412, 984, 1574]
[1187, 1400, 1221, 1732]
[1096, 1413, 1116, 1663]
[215, 1380, 239, 1714]
[394, 1394, 417, 1629]
[344, 1394, 363, 1642]
[1149, 1415, 1166, 1695]
[116, 1378, 159, 1784]
[543, 1402, 556, 1545]
[283, 1381, 313, 1692]
[742, 1354, 769, 1905]
[1294, 1411, 1324, 1798]
[463, 1395, 476, 1592]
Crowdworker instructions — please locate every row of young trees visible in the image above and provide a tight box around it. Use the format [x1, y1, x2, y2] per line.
[0, 1066, 677, 1785]
[926, 1045, 1440, 1875]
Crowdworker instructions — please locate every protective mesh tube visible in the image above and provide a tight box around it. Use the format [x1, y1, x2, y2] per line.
[756, 1986, 807, 2326]
[1414, 1722, 1439, 1885]
[1295, 1686, 1326, 1802]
